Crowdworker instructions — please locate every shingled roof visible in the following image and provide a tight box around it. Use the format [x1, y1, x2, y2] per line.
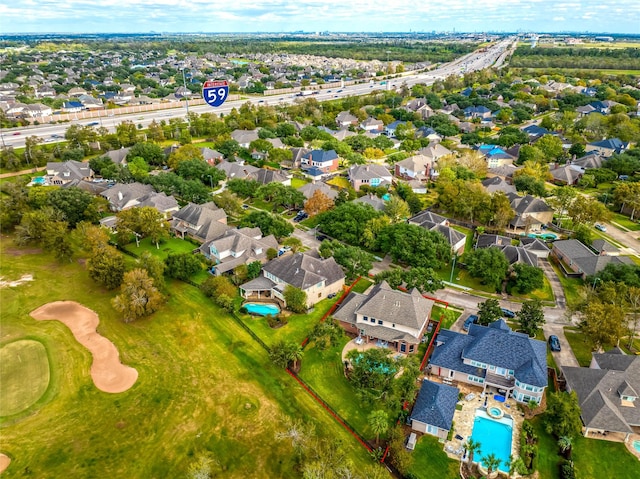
[410, 380, 459, 432]
[262, 253, 345, 291]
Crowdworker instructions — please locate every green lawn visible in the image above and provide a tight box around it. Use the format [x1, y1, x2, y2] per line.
[610, 212, 640, 231]
[124, 236, 198, 261]
[548, 259, 583, 308]
[431, 305, 462, 329]
[564, 328, 596, 367]
[530, 417, 561, 479]
[350, 278, 373, 294]
[509, 275, 555, 303]
[0, 238, 372, 478]
[0, 340, 50, 416]
[291, 177, 308, 189]
[326, 177, 350, 189]
[408, 434, 459, 479]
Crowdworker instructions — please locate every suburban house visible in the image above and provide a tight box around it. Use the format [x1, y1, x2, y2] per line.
[335, 111, 359, 128]
[246, 168, 291, 186]
[463, 105, 492, 120]
[360, 117, 384, 132]
[136, 191, 180, 217]
[563, 348, 640, 441]
[394, 154, 432, 182]
[481, 176, 517, 195]
[409, 211, 466, 255]
[477, 145, 516, 169]
[240, 253, 345, 308]
[549, 163, 584, 185]
[572, 151, 604, 170]
[384, 120, 406, 138]
[230, 129, 260, 148]
[171, 202, 229, 243]
[354, 194, 386, 211]
[429, 320, 548, 404]
[550, 239, 632, 279]
[200, 227, 278, 276]
[521, 124, 550, 140]
[301, 149, 340, 173]
[476, 234, 539, 267]
[288, 147, 312, 169]
[105, 147, 131, 166]
[417, 144, 452, 164]
[507, 193, 554, 232]
[215, 160, 260, 180]
[100, 182, 154, 211]
[409, 380, 460, 440]
[518, 237, 550, 259]
[201, 147, 224, 165]
[46, 160, 94, 185]
[297, 182, 338, 200]
[586, 138, 629, 158]
[348, 164, 392, 191]
[402, 98, 435, 119]
[333, 280, 435, 354]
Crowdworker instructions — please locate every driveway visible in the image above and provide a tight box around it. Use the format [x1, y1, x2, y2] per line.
[543, 322, 580, 369]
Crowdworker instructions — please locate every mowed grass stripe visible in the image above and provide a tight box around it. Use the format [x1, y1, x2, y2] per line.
[0, 340, 50, 416]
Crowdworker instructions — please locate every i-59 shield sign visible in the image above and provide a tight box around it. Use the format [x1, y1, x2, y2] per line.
[203, 80, 229, 108]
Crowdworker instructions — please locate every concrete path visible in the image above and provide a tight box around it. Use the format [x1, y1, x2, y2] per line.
[543, 322, 580, 369]
[0, 166, 45, 178]
[539, 259, 566, 310]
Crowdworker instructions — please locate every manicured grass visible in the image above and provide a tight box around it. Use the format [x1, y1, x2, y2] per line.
[298, 337, 375, 438]
[408, 434, 459, 479]
[0, 340, 50, 416]
[124, 236, 199, 261]
[564, 328, 596, 367]
[530, 417, 561, 479]
[610, 212, 640, 231]
[451, 225, 473, 254]
[0, 239, 372, 477]
[548, 259, 583, 308]
[290, 177, 308, 189]
[350, 278, 373, 294]
[509, 275, 555, 303]
[432, 305, 462, 329]
[326, 177, 350, 189]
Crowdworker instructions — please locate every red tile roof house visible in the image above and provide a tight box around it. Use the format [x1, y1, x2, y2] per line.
[333, 281, 435, 354]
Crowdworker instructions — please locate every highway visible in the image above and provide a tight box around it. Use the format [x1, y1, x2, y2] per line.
[1, 38, 515, 149]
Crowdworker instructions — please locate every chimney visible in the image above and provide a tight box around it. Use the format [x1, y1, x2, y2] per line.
[118, 191, 123, 201]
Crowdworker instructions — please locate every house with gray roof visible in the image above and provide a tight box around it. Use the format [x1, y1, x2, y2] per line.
[105, 147, 131, 166]
[136, 191, 179, 216]
[100, 182, 154, 211]
[335, 111, 358, 128]
[506, 193, 553, 232]
[394, 154, 431, 183]
[46, 160, 94, 185]
[200, 227, 278, 276]
[171, 202, 229, 243]
[519, 237, 550, 259]
[201, 147, 224, 165]
[563, 348, 640, 440]
[245, 168, 291, 186]
[586, 138, 629, 158]
[348, 164, 392, 191]
[409, 211, 466, 255]
[476, 234, 538, 267]
[214, 160, 260, 180]
[550, 239, 631, 279]
[549, 164, 584, 185]
[481, 176, 517, 195]
[240, 253, 345, 308]
[333, 280, 434, 354]
[230, 129, 260, 148]
[429, 320, 547, 404]
[298, 181, 338, 200]
[353, 194, 386, 211]
[409, 380, 460, 440]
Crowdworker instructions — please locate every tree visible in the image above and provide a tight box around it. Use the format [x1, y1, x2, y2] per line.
[383, 196, 411, 223]
[518, 299, 545, 337]
[282, 237, 302, 253]
[87, 245, 125, 290]
[404, 267, 444, 293]
[304, 190, 334, 217]
[368, 410, 389, 445]
[567, 195, 611, 226]
[167, 144, 204, 169]
[317, 202, 382, 246]
[128, 142, 166, 166]
[226, 178, 261, 198]
[284, 285, 307, 313]
[138, 251, 165, 289]
[545, 392, 583, 439]
[536, 134, 564, 162]
[269, 340, 303, 369]
[213, 190, 243, 217]
[548, 186, 577, 228]
[514, 175, 547, 197]
[240, 210, 293, 240]
[47, 187, 97, 227]
[511, 263, 544, 294]
[579, 298, 626, 350]
[558, 435, 574, 459]
[613, 182, 640, 220]
[111, 269, 165, 322]
[164, 253, 203, 281]
[376, 223, 450, 269]
[482, 453, 502, 477]
[200, 275, 237, 304]
[465, 247, 509, 292]
[464, 438, 482, 465]
[477, 299, 503, 326]
[319, 240, 375, 281]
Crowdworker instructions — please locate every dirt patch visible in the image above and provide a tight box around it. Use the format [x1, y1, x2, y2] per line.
[0, 274, 34, 289]
[30, 301, 138, 394]
[0, 453, 10, 474]
[4, 248, 42, 256]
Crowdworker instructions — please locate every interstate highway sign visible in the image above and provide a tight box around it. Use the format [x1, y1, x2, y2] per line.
[202, 80, 229, 107]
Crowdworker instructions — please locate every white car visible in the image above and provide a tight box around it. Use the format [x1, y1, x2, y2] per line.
[595, 223, 607, 232]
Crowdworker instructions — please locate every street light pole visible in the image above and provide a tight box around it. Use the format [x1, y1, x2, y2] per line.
[450, 254, 457, 283]
[181, 67, 191, 129]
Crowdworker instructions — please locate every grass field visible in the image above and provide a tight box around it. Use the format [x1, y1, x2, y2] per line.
[0, 238, 372, 477]
[563, 328, 596, 367]
[290, 177, 308, 189]
[409, 434, 459, 479]
[0, 340, 50, 417]
[431, 305, 462, 329]
[124, 236, 198, 260]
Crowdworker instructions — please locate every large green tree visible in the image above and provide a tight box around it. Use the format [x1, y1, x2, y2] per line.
[465, 247, 509, 292]
[545, 392, 583, 439]
[164, 252, 203, 281]
[283, 285, 307, 313]
[47, 187, 99, 227]
[87, 245, 126, 290]
[477, 298, 503, 326]
[111, 269, 165, 323]
[376, 223, 450, 269]
[518, 299, 545, 337]
[239, 210, 293, 240]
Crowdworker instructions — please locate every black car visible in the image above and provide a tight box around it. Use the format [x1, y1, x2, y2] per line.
[316, 234, 329, 242]
[463, 315, 479, 331]
[548, 335, 561, 352]
[501, 308, 516, 318]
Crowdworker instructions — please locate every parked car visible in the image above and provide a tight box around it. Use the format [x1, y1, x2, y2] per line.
[241, 204, 249, 210]
[548, 335, 561, 352]
[501, 308, 516, 318]
[595, 223, 607, 232]
[463, 314, 479, 331]
[316, 234, 329, 242]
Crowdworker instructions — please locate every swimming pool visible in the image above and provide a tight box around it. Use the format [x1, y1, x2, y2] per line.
[633, 439, 640, 452]
[470, 409, 513, 473]
[243, 302, 280, 316]
[32, 176, 46, 185]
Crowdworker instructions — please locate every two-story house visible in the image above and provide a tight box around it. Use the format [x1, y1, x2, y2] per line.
[348, 164, 392, 191]
[240, 253, 345, 308]
[200, 227, 278, 276]
[429, 320, 547, 404]
[301, 149, 340, 173]
[46, 160, 94, 185]
[333, 281, 434, 354]
[171, 202, 229, 243]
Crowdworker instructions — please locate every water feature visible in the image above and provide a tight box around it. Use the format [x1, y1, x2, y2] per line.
[470, 409, 513, 473]
[243, 302, 280, 316]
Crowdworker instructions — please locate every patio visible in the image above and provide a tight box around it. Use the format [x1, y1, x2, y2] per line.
[341, 337, 405, 362]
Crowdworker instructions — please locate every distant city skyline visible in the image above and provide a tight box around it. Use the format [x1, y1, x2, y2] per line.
[0, 0, 638, 35]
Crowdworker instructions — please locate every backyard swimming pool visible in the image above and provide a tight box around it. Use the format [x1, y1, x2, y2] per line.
[633, 439, 640, 452]
[470, 409, 513, 473]
[243, 302, 280, 316]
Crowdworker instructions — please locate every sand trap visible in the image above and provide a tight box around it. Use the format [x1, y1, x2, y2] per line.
[0, 274, 34, 288]
[30, 301, 138, 394]
[0, 453, 10, 473]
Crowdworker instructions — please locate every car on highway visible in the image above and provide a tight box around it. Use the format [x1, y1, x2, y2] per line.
[86, 122, 99, 126]
[463, 314, 479, 331]
[12, 132, 21, 135]
[501, 308, 516, 318]
[548, 335, 561, 352]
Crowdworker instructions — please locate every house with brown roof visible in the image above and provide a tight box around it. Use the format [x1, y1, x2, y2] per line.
[214, 160, 260, 180]
[563, 348, 640, 441]
[333, 280, 434, 354]
[246, 168, 291, 186]
[100, 182, 155, 211]
[240, 253, 345, 308]
[335, 111, 358, 128]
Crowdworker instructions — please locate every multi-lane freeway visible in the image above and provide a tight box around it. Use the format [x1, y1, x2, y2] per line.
[1, 38, 514, 149]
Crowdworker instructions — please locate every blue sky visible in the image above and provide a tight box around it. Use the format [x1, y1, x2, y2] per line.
[0, 0, 638, 34]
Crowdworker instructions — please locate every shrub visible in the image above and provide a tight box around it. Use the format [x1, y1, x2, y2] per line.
[560, 459, 576, 479]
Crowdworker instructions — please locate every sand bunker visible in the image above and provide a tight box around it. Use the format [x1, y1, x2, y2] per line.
[0, 274, 34, 288]
[30, 301, 138, 394]
[0, 453, 10, 474]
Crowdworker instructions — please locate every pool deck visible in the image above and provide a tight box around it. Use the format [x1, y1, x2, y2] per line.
[436, 379, 524, 464]
[624, 433, 640, 460]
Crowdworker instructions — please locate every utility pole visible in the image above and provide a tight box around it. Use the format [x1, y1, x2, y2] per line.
[181, 67, 191, 130]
